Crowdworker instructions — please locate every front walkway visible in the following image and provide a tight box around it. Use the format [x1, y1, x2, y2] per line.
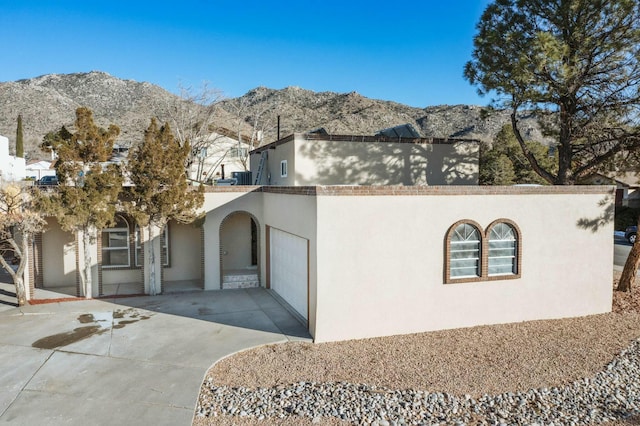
[0, 284, 310, 425]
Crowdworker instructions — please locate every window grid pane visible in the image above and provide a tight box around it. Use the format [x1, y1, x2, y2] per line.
[102, 217, 130, 268]
[449, 223, 481, 278]
[488, 223, 517, 276]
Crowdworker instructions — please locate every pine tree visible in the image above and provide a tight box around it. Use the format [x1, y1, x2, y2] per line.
[36, 107, 123, 298]
[480, 125, 557, 185]
[465, 0, 640, 185]
[15, 114, 24, 158]
[124, 118, 204, 295]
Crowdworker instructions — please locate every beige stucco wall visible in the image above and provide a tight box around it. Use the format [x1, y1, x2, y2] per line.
[163, 221, 202, 282]
[293, 138, 478, 186]
[41, 218, 76, 288]
[250, 143, 296, 186]
[312, 187, 614, 342]
[102, 269, 140, 286]
[220, 213, 253, 271]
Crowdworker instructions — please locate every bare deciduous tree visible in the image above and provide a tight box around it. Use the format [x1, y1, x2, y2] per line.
[163, 82, 226, 183]
[228, 94, 280, 171]
[0, 184, 46, 305]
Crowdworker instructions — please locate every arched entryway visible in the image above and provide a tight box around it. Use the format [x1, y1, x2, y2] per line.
[219, 211, 260, 289]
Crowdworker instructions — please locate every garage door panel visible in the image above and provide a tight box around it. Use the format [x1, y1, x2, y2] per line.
[270, 228, 308, 320]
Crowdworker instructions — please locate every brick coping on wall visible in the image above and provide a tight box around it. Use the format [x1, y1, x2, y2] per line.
[204, 185, 615, 196]
[250, 132, 479, 154]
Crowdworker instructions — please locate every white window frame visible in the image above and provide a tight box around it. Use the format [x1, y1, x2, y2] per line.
[229, 147, 248, 158]
[449, 223, 481, 279]
[280, 160, 288, 178]
[102, 216, 130, 268]
[487, 222, 517, 276]
[134, 225, 169, 267]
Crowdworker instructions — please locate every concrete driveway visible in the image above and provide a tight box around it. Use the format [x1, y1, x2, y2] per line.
[0, 284, 310, 425]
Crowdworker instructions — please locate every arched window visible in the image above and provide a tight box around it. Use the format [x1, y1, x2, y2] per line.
[487, 221, 518, 276]
[449, 222, 481, 279]
[102, 215, 130, 268]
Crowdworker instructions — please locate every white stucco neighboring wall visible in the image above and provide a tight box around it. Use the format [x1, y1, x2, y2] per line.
[25, 160, 55, 180]
[0, 135, 25, 182]
[311, 186, 614, 342]
[190, 133, 250, 183]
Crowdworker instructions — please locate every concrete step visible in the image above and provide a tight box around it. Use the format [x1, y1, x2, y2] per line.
[222, 273, 260, 289]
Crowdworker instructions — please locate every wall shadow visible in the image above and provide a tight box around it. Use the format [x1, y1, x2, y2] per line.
[576, 195, 615, 233]
[295, 139, 478, 186]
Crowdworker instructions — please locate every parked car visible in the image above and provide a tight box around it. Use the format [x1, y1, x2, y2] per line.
[625, 225, 637, 244]
[36, 175, 58, 186]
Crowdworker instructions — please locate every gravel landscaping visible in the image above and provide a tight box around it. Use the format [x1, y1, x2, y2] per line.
[194, 273, 640, 425]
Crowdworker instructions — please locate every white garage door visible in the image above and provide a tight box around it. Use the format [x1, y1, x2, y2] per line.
[270, 227, 308, 320]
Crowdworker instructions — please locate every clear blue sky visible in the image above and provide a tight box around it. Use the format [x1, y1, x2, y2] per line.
[0, 1, 492, 108]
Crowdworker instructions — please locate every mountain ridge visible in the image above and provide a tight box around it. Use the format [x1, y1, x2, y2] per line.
[0, 71, 541, 160]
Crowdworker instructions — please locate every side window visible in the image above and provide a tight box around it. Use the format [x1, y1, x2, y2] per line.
[448, 222, 481, 279]
[445, 219, 521, 283]
[487, 221, 519, 277]
[280, 160, 288, 178]
[102, 215, 130, 268]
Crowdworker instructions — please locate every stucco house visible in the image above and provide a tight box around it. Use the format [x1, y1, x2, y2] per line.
[189, 130, 252, 184]
[25, 160, 56, 181]
[250, 133, 479, 186]
[26, 132, 614, 343]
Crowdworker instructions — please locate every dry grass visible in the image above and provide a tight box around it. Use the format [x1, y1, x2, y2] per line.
[195, 272, 640, 425]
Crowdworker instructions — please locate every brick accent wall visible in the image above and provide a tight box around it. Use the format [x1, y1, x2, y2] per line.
[259, 185, 615, 196]
[97, 229, 103, 296]
[29, 233, 43, 298]
[200, 226, 205, 289]
[251, 133, 478, 154]
[74, 234, 81, 297]
[204, 184, 614, 197]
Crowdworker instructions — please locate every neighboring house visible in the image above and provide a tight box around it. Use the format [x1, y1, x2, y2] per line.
[581, 172, 640, 207]
[190, 131, 253, 184]
[28, 132, 614, 344]
[0, 135, 25, 182]
[249, 133, 479, 186]
[25, 160, 55, 181]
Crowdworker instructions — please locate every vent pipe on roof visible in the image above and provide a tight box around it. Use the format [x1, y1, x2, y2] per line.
[277, 115, 280, 141]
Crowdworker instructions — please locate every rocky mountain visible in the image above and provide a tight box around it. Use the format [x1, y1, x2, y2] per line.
[0, 71, 542, 161]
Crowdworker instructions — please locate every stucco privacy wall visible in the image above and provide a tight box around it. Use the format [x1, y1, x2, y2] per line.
[311, 185, 614, 343]
[294, 138, 478, 186]
[202, 187, 264, 290]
